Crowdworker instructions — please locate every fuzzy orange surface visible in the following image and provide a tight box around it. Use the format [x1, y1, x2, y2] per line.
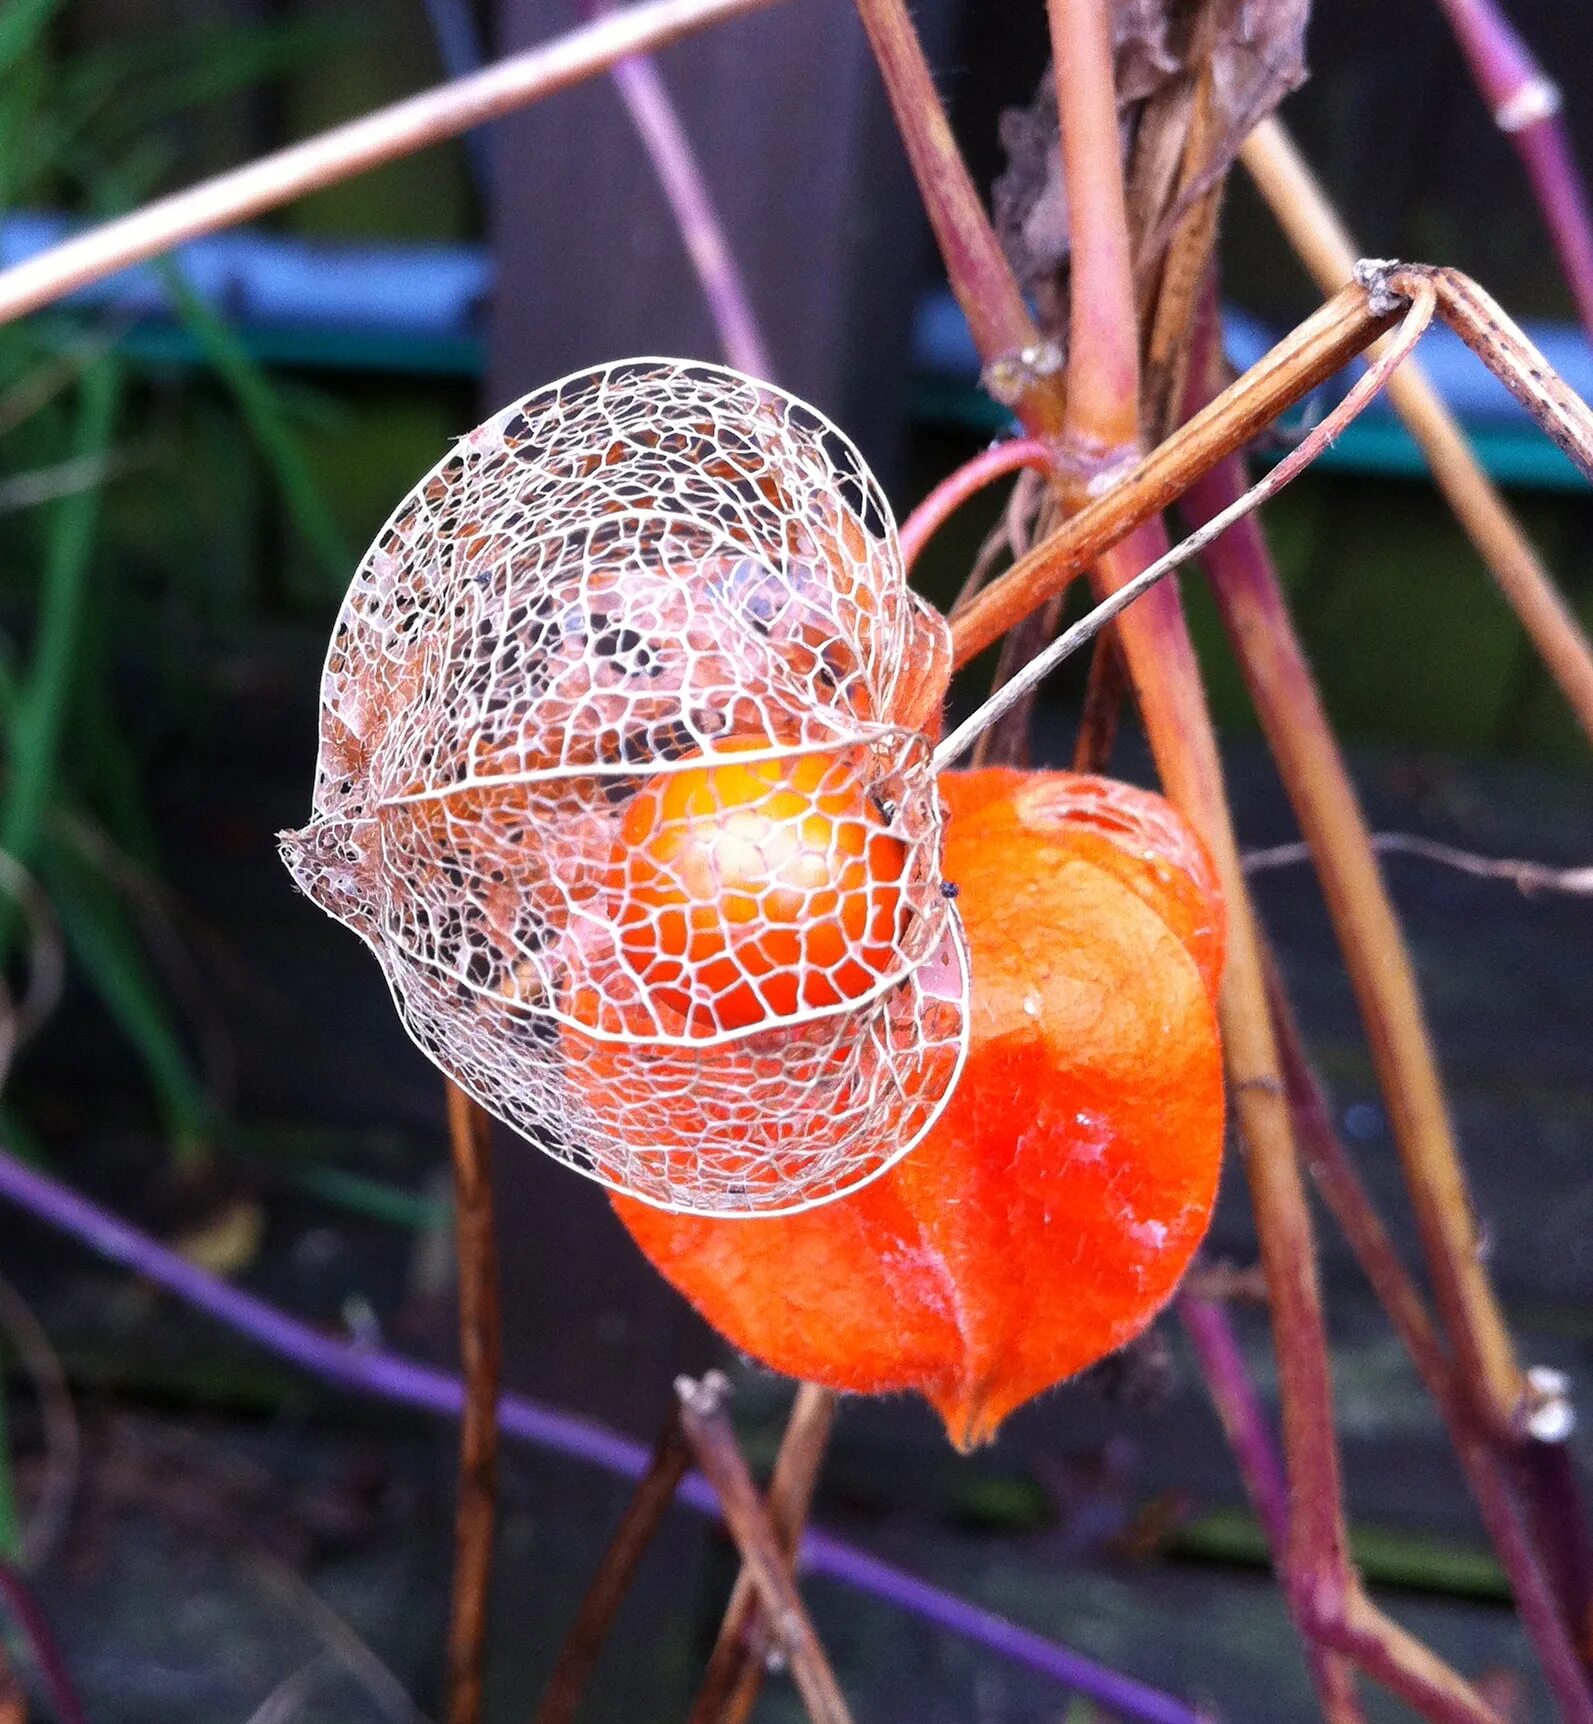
[612, 768, 1227, 1447]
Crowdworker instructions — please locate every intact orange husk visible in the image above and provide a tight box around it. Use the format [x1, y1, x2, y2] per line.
[613, 769, 1226, 1446]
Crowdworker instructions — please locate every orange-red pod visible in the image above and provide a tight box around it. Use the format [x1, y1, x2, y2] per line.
[613, 768, 1226, 1448]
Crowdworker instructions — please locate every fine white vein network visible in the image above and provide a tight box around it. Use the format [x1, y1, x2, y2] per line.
[281, 358, 969, 1215]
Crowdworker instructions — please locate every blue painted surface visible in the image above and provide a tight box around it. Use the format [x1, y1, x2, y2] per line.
[911, 289, 1593, 491]
[6, 213, 1590, 488]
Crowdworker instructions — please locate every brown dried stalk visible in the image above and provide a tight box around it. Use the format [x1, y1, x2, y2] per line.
[687, 1384, 837, 1724]
[1264, 962, 1593, 1722]
[1037, 6, 1367, 1712]
[444, 1084, 501, 1724]
[1179, 1295, 1367, 1724]
[532, 1412, 692, 1724]
[1241, 116, 1593, 746]
[675, 1375, 853, 1724]
[1176, 292, 1528, 1440]
[851, 0, 1065, 437]
[947, 281, 1396, 663]
[863, 3, 1525, 1717]
[0, 0, 785, 327]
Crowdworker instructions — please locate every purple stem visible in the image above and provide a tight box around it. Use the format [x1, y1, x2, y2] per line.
[0, 1149, 1206, 1724]
[574, 0, 774, 377]
[1431, 0, 1593, 340]
[1179, 1296, 1289, 1554]
[0, 1558, 87, 1724]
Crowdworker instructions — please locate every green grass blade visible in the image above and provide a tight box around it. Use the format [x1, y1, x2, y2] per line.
[1, 360, 121, 880]
[161, 269, 351, 593]
[43, 843, 211, 1164]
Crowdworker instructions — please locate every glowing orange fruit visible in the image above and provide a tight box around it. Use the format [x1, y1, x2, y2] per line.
[614, 768, 1226, 1446]
[608, 742, 908, 1036]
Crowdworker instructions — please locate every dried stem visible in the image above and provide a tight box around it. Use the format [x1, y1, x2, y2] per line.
[572, 0, 772, 377]
[936, 288, 1436, 767]
[897, 439, 1055, 572]
[850, 0, 1064, 435]
[1267, 968, 1593, 1718]
[948, 282, 1397, 664]
[532, 1412, 692, 1724]
[688, 1383, 837, 1724]
[1179, 1296, 1366, 1724]
[1241, 117, 1593, 745]
[1414, 265, 1593, 474]
[1245, 833, 1593, 897]
[444, 1085, 501, 1724]
[1427, 0, 1593, 338]
[674, 1375, 853, 1724]
[1047, 0, 1141, 457]
[0, 0, 784, 327]
[1071, 630, 1128, 771]
[1035, 7, 1365, 1716]
[0, 1558, 87, 1724]
[1177, 300, 1532, 1441]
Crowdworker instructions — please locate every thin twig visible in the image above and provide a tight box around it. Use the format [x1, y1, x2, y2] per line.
[897, 439, 1054, 572]
[0, 1270, 79, 1570]
[1047, 0, 1140, 460]
[688, 1383, 836, 1724]
[0, 1559, 86, 1724]
[1244, 833, 1593, 896]
[1071, 630, 1128, 772]
[947, 281, 1398, 665]
[933, 284, 1436, 769]
[1265, 966, 1593, 1721]
[1413, 265, 1593, 478]
[1179, 1295, 1366, 1724]
[0, 1147, 1210, 1724]
[1032, 11, 1372, 1718]
[443, 1086, 500, 1724]
[242, 1656, 337, 1724]
[1176, 284, 1532, 1443]
[1427, 0, 1593, 339]
[0, 0, 785, 328]
[533, 1412, 692, 1724]
[1241, 117, 1593, 745]
[674, 1374, 852, 1724]
[572, 0, 772, 377]
[242, 1542, 428, 1723]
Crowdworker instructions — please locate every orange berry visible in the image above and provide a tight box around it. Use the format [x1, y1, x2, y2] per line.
[608, 741, 907, 1036]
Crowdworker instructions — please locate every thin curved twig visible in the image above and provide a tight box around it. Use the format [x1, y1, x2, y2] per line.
[897, 439, 1055, 571]
[1244, 833, 1593, 896]
[0, 1270, 79, 1570]
[572, 0, 772, 377]
[0, 0, 786, 328]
